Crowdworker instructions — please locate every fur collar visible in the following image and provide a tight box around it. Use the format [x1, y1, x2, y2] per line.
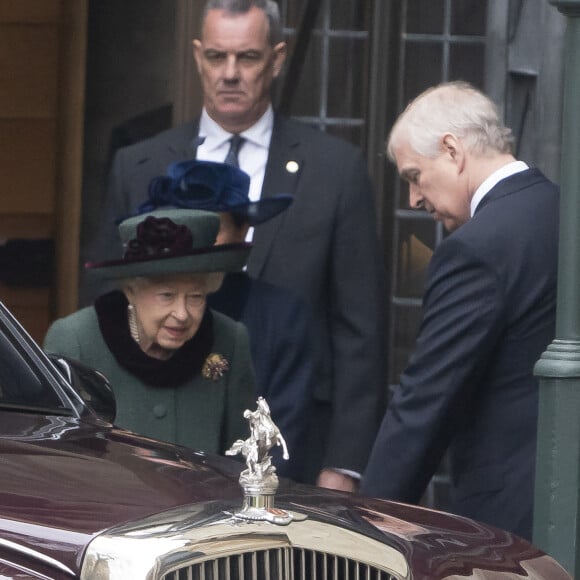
[95, 290, 213, 387]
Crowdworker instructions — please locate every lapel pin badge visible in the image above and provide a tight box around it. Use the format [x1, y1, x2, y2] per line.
[285, 161, 299, 174]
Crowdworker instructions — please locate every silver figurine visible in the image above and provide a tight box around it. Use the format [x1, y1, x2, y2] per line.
[226, 397, 304, 525]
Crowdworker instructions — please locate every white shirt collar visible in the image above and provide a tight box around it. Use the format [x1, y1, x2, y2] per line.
[198, 105, 274, 150]
[470, 160, 529, 216]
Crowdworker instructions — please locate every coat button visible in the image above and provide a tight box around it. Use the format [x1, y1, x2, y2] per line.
[153, 404, 167, 418]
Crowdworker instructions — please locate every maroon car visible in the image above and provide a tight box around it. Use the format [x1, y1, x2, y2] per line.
[0, 301, 570, 579]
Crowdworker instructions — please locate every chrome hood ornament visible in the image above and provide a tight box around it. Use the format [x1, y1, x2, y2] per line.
[226, 397, 305, 525]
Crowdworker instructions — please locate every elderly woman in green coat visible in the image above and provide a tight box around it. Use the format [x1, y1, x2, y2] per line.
[44, 200, 256, 455]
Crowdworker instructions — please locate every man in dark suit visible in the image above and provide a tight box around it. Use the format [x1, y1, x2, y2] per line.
[86, 0, 385, 491]
[360, 81, 559, 541]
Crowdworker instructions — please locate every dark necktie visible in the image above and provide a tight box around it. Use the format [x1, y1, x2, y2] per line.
[224, 134, 245, 168]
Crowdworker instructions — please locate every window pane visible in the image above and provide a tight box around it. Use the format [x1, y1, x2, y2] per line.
[0, 325, 63, 410]
[280, 0, 320, 30]
[327, 37, 368, 118]
[406, 0, 445, 34]
[396, 178, 407, 210]
[451, 0, 487, 35]
[449, 43, 485, 89]
[283, 36, 322, 117]
[396, 226, 434, 298]
[331, 1, 372, 31]
[403, 42, 443, 103]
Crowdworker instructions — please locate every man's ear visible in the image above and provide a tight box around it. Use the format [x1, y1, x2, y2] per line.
[442, 133, 465, 171]
[122, 284, 135, 304]
[272, 42, 287, 78]
[192, 39, 203, 73]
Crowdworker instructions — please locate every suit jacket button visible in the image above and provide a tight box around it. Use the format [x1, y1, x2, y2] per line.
[153, 404, 167, 418]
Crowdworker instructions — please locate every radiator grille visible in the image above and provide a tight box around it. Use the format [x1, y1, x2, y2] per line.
[162, 547, 398, 580]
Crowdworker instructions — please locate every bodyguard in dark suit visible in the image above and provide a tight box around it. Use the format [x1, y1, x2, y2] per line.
[86, 0, 385, 491]
[360, 82, 559, 541]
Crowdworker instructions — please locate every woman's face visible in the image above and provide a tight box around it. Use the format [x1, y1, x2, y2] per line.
[124, 274, 208, 359]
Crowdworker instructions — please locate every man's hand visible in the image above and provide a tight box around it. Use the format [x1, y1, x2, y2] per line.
[317, 468, 358, 493]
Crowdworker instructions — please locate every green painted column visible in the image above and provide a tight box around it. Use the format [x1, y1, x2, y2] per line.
[534, 1, 580, 574]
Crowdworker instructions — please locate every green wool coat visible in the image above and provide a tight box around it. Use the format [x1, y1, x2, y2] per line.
[43, 307, 256, 455]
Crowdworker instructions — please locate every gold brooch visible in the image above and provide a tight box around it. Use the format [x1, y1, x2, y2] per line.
[202, 353, 230, 380]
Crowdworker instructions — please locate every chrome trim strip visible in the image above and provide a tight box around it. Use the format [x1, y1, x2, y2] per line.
[0, 538, 76, 576]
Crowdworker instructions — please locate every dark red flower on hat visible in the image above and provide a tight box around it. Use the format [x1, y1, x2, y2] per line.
[124, 216, 193, 260]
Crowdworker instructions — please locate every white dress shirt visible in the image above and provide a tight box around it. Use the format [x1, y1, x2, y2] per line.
[470, 160, 529, 216]
[197, 107, 274, 241]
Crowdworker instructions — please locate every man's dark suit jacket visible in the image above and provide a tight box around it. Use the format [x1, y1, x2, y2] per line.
[361, 168, 559, 541]
[209, 271, 313, 480]
[86, 114, 386, 477]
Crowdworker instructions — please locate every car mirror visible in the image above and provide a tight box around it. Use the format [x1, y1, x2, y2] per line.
[49, 355, 117, 423]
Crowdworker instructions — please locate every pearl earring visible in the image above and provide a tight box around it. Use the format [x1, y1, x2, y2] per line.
[128, 304, 140, 344]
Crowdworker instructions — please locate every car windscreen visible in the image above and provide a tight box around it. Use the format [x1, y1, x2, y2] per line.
[0, 319, 70, 413]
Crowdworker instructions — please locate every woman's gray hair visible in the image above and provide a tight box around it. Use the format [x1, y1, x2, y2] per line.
[122, 272, 225, 295]
[387, 81, 514, 160]
[202, 0, 283, 45]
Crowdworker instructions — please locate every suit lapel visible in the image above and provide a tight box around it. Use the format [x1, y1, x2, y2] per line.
[132, 120, 200, 176]
[248, 116, 304, 276]
[167, 119, 201, 160]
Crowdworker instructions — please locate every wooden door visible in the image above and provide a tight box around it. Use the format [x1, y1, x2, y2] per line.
[0, 0, 86, 342]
